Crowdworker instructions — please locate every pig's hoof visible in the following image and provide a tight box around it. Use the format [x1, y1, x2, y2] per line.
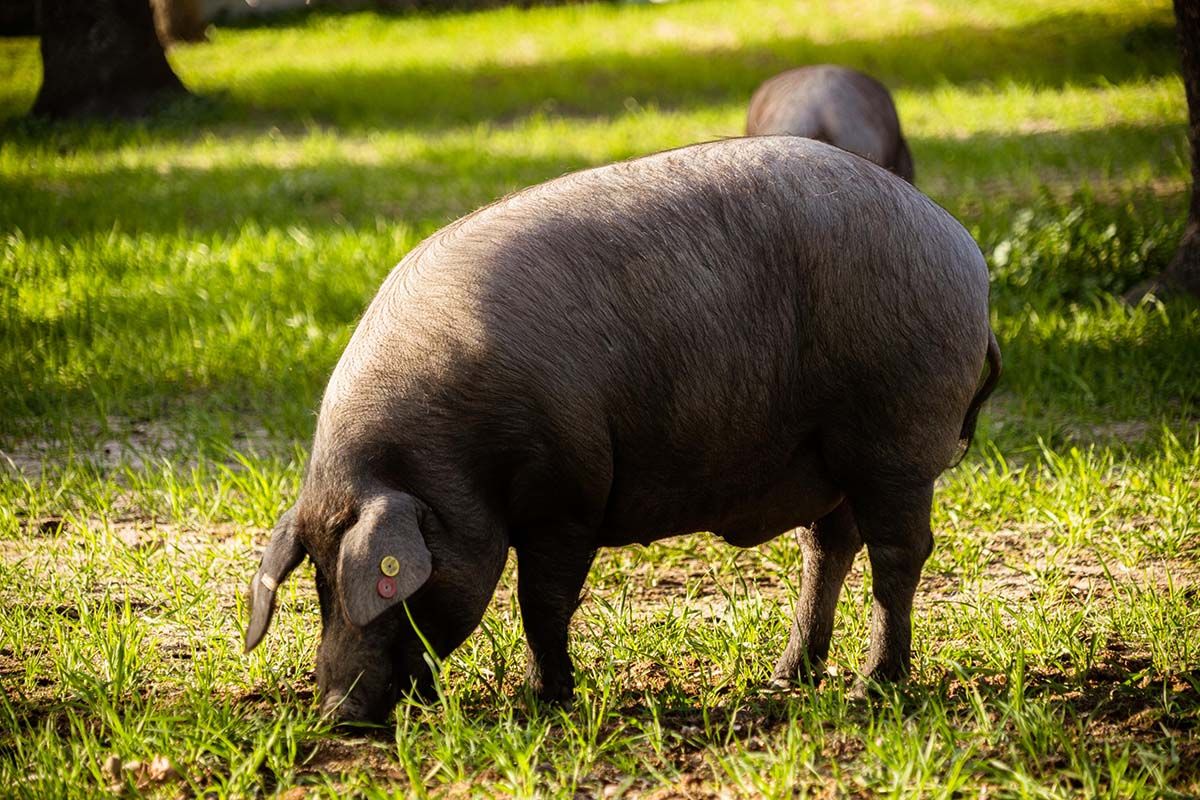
[526, 673, 575, 706]
[767, 676, 793, 692]
[848, 674, 901, 702]
[847, 680, 872, 702]
[539, 683, 574, 705]
[769, 661, 823, 688]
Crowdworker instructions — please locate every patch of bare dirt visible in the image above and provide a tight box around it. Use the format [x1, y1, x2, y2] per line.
[300, 739, 405, 781]
[930, 522, 1198, 606]
[0, 519, 254, 566]
[1, 415, 284, 480]
[0, 448, 50, 480]
[586, 522, 1198, 628]
[983, 395, 1200, 450]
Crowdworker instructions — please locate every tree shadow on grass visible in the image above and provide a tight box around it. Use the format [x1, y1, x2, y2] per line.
[0, 144, 595, 238]
[0, 122, 1185, 240]
[0, 9, 1178, 138]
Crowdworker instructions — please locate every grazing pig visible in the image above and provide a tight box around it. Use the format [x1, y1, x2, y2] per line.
[244, 136, 1000, 724]
[746, 65, 915, 182]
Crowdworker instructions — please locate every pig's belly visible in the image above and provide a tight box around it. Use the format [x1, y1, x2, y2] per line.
[596, 443, 843, 548]
[709, 479, 844, 547]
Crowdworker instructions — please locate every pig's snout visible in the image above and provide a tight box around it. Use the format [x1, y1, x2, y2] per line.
[316, 639, 396, 725]
[318, 688, 359, 723]
[319, 683, 391, 726]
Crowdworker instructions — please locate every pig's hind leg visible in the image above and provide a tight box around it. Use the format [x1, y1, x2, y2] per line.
[851, 480, 935, 684]
[819, 395, 958, 687]
[771, 500, 862, 687]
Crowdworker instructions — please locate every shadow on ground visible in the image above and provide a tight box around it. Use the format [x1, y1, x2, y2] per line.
[285, 655, 1200, 789]
[0, 122, 1184, 240]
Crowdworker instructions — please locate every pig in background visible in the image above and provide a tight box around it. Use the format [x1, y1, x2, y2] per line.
[746, 64, 915, 183]
[244, 136, 999, 724]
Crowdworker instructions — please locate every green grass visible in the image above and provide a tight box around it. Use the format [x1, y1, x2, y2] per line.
[1, 0, 1198, 796]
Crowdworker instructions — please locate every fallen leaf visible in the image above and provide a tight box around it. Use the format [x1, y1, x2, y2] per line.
[147, 754, 178, 783]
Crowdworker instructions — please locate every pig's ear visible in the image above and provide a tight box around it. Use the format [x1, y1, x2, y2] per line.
[245, 506, 305, 653]
[336, 492, 433, 628]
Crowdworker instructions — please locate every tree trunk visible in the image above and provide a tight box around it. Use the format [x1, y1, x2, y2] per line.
[1127, 0, 1200, 300]
[151, 0, 207, 45]
[32, 0, 189, 119]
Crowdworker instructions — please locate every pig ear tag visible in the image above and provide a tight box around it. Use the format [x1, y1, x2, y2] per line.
[377, 555, 401, 599]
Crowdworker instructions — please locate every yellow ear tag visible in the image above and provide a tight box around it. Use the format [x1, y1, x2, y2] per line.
[380, 556, 400, 577]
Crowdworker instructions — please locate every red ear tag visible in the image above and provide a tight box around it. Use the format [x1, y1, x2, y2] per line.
[376, 576, 397, 599]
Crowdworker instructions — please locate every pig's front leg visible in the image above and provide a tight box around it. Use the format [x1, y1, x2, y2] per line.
[515, 532, 597, 704]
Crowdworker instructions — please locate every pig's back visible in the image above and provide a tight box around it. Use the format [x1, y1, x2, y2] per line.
[427, 136, 986, 402]
[324, 137, 989, 536]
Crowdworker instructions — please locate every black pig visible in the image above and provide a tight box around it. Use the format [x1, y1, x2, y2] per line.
[244, 136, 1000, 723]
[746, 65, 915, 182]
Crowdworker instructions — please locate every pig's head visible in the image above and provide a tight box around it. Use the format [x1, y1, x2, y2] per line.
[243, 489, 501, 724]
